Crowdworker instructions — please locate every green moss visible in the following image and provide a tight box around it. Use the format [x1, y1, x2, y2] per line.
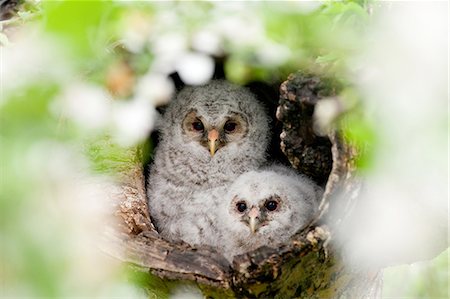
[84, 136, 143, 176]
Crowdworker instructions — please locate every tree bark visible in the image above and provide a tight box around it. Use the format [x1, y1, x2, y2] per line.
[0, 0, 21, 21]
[102, 72, 383, 298]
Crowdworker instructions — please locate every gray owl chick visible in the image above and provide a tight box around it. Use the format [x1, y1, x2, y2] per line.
[218, 166, 321, 262]
[167, 186, 226, 248]
[147, 80, 270, 241]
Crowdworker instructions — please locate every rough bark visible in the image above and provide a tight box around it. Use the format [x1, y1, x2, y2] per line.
[102, 72, 383, 298]
[0, 0, 21, 21]
[276, 71, 339, 186]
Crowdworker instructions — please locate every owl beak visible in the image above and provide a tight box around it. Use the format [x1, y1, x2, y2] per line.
[248, 206, 260, 234]
[208, 129, 219, 157]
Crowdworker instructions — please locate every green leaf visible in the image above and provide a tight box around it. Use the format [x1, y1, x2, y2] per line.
[340, 109, 378, 171]
[42, 1, 119, 60]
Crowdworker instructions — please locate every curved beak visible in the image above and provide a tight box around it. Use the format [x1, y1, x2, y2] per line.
[208, 129, 219, 157]
[248, 206, 260, 234]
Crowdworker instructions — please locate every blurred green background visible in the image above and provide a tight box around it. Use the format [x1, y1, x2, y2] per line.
[1, 1, 447, 298]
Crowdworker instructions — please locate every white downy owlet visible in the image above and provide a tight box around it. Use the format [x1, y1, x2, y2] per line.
[217, 166, 321, 262]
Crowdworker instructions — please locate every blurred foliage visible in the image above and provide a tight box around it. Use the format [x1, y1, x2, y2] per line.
[42, 1, 118, 57]
[1, 0, 446, 298]
[0, 0, 376, 174]
[339, 98, 378, 171]
[383, 248, 449, 298]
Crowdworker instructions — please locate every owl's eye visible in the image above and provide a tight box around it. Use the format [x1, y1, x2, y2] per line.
[236, 201, 247, 213]
[265, 200, 278, 212]
[192, 121, 204, 132]
[224, 121, 237, 133]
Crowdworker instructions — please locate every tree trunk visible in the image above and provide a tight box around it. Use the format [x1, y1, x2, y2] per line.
[102, 72, 383, 298]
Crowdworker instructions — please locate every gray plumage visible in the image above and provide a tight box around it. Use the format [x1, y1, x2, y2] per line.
[167, 186, 226, 247]
[147, 80, 270, 241]
[217, 166, 321, 262]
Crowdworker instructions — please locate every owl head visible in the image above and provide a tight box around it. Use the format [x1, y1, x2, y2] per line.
[159, 80, 270, 160]
[223, 167, 320, 245]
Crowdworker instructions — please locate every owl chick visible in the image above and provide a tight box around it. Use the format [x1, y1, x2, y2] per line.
[217, 166, 321, 262]
[147, 80, 270, 241]
[167, 186, 226, 248]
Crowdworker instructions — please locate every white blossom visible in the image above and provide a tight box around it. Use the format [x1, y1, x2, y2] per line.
[169, 284, 203, 299]
[176, 52, 215, 86]
[313, 97, 343, 136]
[134, 73, 174, 107]
[19, 141, 123, 296]
[212, 15, 266, 47]
[121, 13, 153, 53]
[150, 32, 188, 74]
[192, 29, 223, 56]
[1, 27, 71, 99]
[333, 2, 448, 268]
[292, 1, 324, 14]
[256, 41, 292, 66]
[112, 98, 157, 146]
[57, 83, 112, 131]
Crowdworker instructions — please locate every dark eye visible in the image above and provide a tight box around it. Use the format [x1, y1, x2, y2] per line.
[236, 201, 247, 213]
[224, 121, 237, 133]
[265, 200, 278, 211]
[192, 121, 204, 132]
